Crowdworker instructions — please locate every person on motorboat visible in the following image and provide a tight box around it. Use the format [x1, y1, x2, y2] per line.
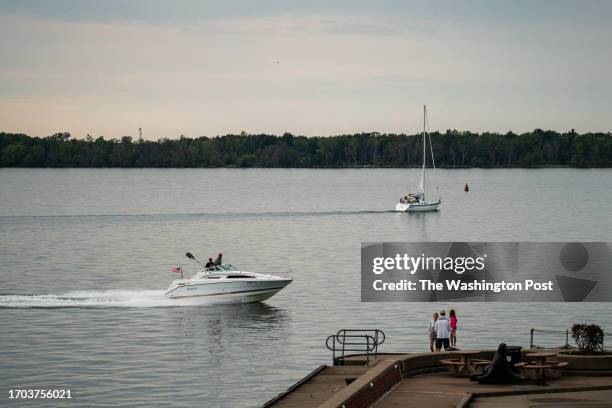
[205, 257, 214, 269]
[214, 253, 223, 266]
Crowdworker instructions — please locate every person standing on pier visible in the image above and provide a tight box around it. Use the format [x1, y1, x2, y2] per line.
[450, 309, 458, 349]
[434, 310, 451, 352]
[428, 312, 439, 352]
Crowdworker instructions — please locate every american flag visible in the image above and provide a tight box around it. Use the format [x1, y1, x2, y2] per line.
[170, 266, 183, 273]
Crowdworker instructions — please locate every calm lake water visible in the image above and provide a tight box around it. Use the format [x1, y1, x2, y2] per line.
[1, 168, 611, 407]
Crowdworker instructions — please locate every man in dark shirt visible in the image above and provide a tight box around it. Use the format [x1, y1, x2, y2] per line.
[205, 257, 214, 268]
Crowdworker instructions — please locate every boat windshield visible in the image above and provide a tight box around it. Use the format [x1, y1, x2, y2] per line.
[205, 264, 237, 272]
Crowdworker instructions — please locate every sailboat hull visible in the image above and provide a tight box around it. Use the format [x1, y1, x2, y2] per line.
[395, 200, 441, 212]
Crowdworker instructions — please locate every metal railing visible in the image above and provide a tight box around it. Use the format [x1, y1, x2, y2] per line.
[529, 327, 608, 350]
[325, 329, 386, 365]
[529, 328, 571, 349]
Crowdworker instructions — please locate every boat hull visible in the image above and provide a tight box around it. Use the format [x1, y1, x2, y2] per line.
[165, 279, 292, 304]
[395, 200, 441, 212]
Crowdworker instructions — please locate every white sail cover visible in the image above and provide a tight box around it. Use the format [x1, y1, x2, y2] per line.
[418, 166, 425, 193]
[418, 122, 426, 194]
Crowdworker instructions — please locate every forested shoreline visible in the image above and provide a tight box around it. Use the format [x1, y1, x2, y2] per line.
[1, 130, 610, 168]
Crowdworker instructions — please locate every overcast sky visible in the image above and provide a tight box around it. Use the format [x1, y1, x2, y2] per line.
[1, 0, 611, 139]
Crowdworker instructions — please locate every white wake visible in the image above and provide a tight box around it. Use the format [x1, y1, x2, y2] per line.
[0, 289, 218, 308]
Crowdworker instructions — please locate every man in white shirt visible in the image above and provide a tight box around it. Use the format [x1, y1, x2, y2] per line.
[434, 310, 451, 351]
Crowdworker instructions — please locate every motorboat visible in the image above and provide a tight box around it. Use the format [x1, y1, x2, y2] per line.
[165, 256, 292, 303]
[395, 105, 441, 212]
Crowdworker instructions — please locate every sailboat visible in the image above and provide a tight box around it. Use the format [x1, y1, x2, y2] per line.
[395, 105, 441, 212]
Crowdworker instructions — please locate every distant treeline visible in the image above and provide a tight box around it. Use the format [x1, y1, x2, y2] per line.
[1, 130, 611, 168]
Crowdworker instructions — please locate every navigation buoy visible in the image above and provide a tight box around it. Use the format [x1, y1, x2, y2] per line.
[464, 183, 469, 192]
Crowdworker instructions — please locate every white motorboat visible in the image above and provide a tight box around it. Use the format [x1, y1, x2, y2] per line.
[165, 254, 292, 303]
[395, 105, 441, 212]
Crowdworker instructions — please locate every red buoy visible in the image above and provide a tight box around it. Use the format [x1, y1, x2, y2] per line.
[464, 183, 469, 192]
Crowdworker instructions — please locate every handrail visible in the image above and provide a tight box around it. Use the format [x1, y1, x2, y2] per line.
[325, 329, 386, 365]
[336, 329, 386, 347]
[325, 334, 378, 352]
[529, 327, 608, 349]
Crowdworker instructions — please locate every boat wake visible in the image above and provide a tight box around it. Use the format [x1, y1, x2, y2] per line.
[0, 289, 221, 308]
[1, 209, 397, 220]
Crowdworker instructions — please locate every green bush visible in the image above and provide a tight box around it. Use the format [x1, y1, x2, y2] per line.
[571, 324, 604, 354]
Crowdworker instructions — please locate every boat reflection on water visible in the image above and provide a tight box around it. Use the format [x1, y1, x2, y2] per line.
[172, 302, 291, 362]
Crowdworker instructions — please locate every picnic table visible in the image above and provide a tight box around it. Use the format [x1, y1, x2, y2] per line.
[525, 352, 557, 364]
[517, 352, 566, 384]
[440, 351, 489, 377]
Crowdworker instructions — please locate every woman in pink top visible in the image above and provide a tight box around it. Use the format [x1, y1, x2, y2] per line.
[449, 309, 458, 348]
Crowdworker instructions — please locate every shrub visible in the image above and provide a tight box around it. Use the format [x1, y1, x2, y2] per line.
[571, 324, 604, 354]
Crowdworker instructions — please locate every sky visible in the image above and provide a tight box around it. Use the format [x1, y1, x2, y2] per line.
[0, 0, 611, 139]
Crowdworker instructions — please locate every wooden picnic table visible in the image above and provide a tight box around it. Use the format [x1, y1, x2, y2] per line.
[525, 352, 557, 362]
[454, 350, 480, 366]
[440, 351, 483, 377]
[521, 352, 559, 384]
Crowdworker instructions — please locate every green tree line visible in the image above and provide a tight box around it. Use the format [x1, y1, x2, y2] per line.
[1, 129, 610, 168]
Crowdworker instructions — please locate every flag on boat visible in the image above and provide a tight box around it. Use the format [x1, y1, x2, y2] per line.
[170, 266, 183, 273]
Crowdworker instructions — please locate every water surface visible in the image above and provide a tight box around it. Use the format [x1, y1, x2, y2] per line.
[1, 168, 611, 407]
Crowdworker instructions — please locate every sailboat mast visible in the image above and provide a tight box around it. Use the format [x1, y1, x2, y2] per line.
[420, 105, 427, 197]
[423, 105, 427, 168]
